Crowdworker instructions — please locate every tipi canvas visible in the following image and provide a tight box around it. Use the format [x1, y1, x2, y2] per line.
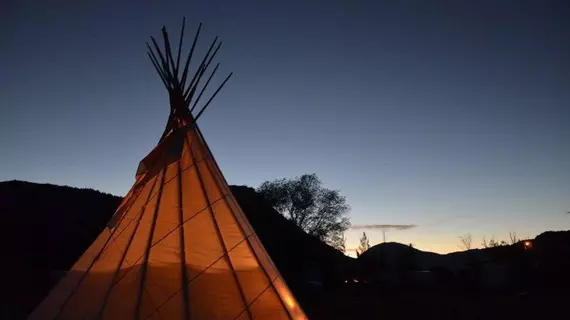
[28, 20, 307, 320]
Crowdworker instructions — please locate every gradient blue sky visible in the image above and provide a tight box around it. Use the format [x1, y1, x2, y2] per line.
[1, 0, 569, 254]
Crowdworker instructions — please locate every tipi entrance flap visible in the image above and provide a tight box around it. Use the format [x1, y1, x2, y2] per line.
[135, 125, 190, 180]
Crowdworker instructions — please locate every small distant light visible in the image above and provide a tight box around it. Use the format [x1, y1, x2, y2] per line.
[524, 241, 532, 249]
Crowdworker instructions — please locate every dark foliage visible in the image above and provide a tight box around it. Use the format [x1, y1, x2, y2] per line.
[257, 173, 350, 250]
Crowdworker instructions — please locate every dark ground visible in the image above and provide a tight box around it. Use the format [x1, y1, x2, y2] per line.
[300, 285, 568, 320]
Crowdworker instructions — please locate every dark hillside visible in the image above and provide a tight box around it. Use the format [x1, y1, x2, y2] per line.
[0, 181, 122, 318]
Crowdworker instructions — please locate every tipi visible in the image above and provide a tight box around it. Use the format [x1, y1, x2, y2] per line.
[28, 19, 307, 320]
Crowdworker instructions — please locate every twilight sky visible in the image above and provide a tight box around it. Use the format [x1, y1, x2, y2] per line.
[1, 0, 569, 254]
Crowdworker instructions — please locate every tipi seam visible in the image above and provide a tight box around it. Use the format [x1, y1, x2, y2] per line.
[95, 178, 160, 319]
[52, 177, 159, 320]
[195, 126, 295, 320]
[135, 169, 167, 319]
[187, 134, 253, 320]
[143, 235, 254, 319]
[231, 275, 279, 320]
[110, 193, 231, 284]
[176, 158, 191, 320]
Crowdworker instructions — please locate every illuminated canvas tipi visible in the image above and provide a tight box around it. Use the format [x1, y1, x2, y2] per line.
[28, 19, 307, 320]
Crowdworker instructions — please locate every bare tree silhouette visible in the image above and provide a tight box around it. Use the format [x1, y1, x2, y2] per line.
[509, 232, 520, 244]
[458, 234, 472, 250]
[356, 232, 371, 257]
